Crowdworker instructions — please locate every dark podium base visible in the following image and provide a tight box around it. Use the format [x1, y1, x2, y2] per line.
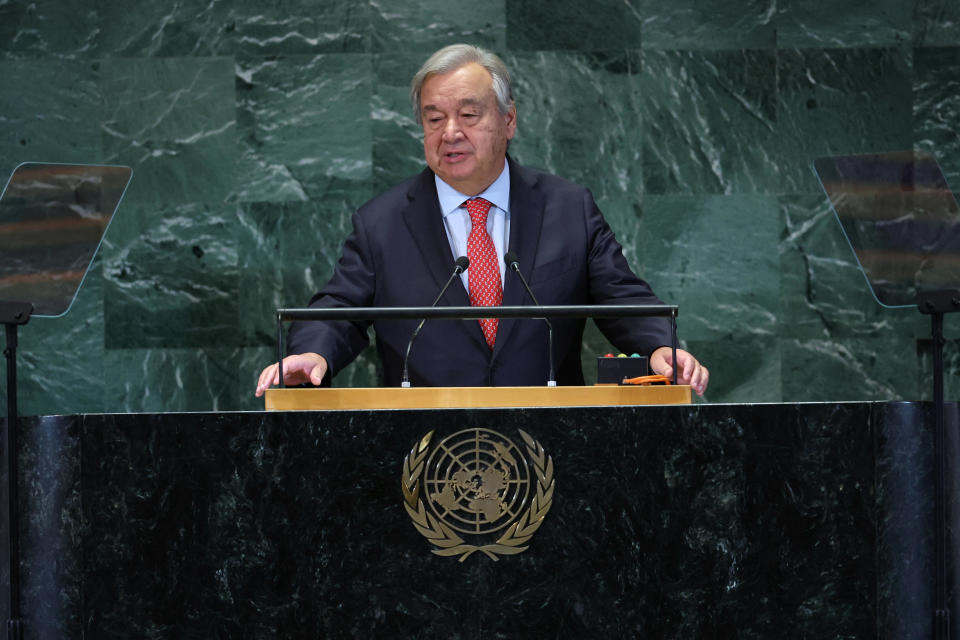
[1, 402, 958, 638]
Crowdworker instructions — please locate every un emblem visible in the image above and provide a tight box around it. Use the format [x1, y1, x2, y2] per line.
[401, 428, 555, 561]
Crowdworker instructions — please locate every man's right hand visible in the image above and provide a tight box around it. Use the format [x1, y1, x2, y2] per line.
[255, 353, 328, 398]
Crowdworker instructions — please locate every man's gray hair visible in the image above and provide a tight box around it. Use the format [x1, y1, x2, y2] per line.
[410, 44, 514, 123]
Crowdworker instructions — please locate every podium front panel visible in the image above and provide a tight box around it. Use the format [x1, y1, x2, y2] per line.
[2, 402, 957, 638]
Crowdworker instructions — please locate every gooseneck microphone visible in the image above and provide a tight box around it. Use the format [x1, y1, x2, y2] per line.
[401, 256, 470, 387]
[504, 251, 556, 387]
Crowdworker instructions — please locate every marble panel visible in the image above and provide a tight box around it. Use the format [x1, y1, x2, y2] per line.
[102, 347, 243, 412]
[0, 255, 106, 417]
[640, 50, 779, 195]
[0, 0, 98, 58]
[641, 194, 781, 341]
[97, 1, 238, 57]
[234, 200, 382, 390]
[369, 0, 506, 53]
[913, 47, 960, 189]
[371, 52, 431, 195]
[0, 59, 103, 178]
[97, 0, 370, 57]
[0, 0, 22, 52]
[507, 51, 643, 237]
[234, 54, 373, 203]
[780, 336, 920, 401]
[779, 193, 929, 341]
[684, 337, 782, 403]
[0, 51, 107, 438]
[775, 0, 912, 49]
[505, 0, 642, 50]
[639, 0, 776, 51]
[232, 1, 371, 56]
[236, 195, 365, 347]
[776, 47, 913, 193]
[914, 0, 960, 46]
[100, 57, 237, 206]
[102, 202, 240, 349]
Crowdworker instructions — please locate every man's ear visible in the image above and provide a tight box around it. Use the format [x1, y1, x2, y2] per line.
[505, 103, 517, 139]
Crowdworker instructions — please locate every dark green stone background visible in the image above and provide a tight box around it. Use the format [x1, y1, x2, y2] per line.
[1, 2, 959, 413]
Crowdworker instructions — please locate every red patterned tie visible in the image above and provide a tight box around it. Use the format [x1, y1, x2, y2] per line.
[465, 198, 501, 349]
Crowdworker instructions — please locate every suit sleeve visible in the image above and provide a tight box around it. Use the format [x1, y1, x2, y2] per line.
[287, 210, 377, 378]
[582, 189, 674, 356]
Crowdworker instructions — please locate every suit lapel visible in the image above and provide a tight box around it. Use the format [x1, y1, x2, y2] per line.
[492, 158, 545, 359]
[402, 168, 469, 304]
[401, 168, 487, 348]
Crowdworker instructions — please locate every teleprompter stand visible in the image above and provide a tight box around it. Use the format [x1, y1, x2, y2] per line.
[919, 290, 958, 640]
[816, 150, 960, 639]
[2, 303, 31, 640]
[0, 163, 132, 639]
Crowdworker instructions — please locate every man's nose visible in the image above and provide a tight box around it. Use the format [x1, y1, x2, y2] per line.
[442, 118, 463, 141]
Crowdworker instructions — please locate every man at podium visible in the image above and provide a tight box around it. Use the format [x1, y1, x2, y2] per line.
[256, 44, 709, 396]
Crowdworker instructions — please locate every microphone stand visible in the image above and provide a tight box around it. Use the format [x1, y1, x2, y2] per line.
[401, 257, 469, 388]
[276, 311, 285, 389]
[504, 254, 556, 387]
[276, 304, 680, 390]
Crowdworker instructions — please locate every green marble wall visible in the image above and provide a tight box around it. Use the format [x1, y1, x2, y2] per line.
[1, 1, 959, 414]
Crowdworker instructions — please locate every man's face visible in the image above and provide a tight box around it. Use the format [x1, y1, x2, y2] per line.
[420, 62, 517, 196]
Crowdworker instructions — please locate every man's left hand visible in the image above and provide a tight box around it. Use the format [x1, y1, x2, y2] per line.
[650, 347, 709, 396]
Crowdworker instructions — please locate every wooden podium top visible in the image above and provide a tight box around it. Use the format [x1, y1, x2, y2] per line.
[264, 384, 692, 411]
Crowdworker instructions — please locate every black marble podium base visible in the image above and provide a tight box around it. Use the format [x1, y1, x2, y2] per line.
[1, 402, 958, 638]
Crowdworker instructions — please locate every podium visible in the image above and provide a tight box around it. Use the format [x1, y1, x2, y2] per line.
[264, 384, 692, 410]
[2, 401, 957, 638]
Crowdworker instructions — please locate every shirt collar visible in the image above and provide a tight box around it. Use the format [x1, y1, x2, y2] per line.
[435, 162, 511, 219]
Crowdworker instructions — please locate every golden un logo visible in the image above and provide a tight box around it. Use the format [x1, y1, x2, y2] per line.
[401, 428, 554, 561]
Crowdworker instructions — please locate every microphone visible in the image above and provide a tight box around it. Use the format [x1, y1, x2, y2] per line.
[401, 256, 469, 387]
[503, 251, 556, 387]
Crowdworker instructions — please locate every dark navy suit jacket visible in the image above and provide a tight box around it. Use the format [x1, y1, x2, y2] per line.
[287, 159, 673, 387]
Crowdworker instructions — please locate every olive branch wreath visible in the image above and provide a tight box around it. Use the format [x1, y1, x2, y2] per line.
[401, 429, 555, 562]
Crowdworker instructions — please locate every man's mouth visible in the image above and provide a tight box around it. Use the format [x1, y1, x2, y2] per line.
[444, 151, 467, 161]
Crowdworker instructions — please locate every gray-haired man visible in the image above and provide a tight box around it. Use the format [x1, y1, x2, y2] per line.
[257, 44, 708, 396]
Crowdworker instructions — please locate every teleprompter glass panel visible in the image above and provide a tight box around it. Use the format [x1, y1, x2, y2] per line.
[814, 150, 960, 309]
[0, 163, 132, 317]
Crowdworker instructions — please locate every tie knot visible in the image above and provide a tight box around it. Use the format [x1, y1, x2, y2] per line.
[464, 197, 492, 226]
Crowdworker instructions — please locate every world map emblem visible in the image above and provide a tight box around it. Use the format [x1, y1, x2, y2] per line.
[401, 428, 555, 561]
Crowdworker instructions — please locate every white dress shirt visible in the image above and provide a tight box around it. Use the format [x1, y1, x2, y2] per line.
[435, 163, 511, 290]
